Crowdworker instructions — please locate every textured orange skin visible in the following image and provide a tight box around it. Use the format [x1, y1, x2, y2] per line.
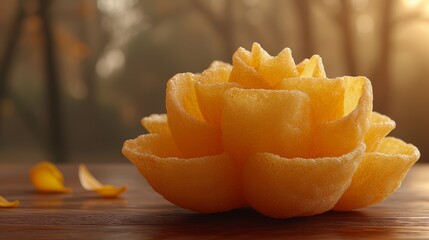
[122, 43, 419, 218]
[123, 134, 245, 213]
[334, 137, 420, 211]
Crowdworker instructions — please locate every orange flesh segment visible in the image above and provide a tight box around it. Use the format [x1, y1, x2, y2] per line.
[122, 134, 245, 213]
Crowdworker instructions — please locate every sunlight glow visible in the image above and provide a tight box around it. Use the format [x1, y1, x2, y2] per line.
[97, 0, 138, 16]
[95, 0, 146, 78]
[96, 49, 125, 78]
[352, 0, 369, 11]
[403, 0, 422, 7]
[356, 14, 374, 33]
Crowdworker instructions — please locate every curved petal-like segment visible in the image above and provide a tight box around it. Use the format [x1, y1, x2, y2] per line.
[166, 73, 222, 157]
[243, 143, 365, 218]
[315, 77, 373, 157]
[229, 47, 269, 89]
[276, 77, 345, 122]
[122, 134, 245, 213]
[195, 61, 240, 125]
[0, 196, 19, 208]
[229, 43, 298, 88]
[141, 114, 171, 136]
[299, 55, 326, 78]
[334, 137, 420, 211]
[296, 58, 309, 75]
[30, 162, 72, 193]
[258, 48, 299, 87]
[364, 112, 396, 152]
[222, 88, 312, 163]
[79, 164, 127, 198]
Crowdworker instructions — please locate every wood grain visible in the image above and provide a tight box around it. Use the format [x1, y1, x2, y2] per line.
[0, 163, 428, 239]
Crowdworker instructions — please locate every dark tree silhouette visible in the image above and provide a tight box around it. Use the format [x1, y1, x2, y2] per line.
[294, 0, 315, 59]
[339, 0, 358, 76]
[39, 0, 66, 162]
[0, 0, 25, 127]
[191, 0, 236, 59]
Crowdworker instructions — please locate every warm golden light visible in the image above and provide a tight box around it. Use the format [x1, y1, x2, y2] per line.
[404, 0, 422, 7]
[356, 14, 374, 33]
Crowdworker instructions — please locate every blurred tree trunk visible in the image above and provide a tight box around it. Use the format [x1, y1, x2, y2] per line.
[0, 1, 50, 155]
[270, 1, 289, 48]
[39, 0, 66, 162]
[294, 0, 314, 60]
[79, 1, 98, 115]
[192, 0, 236, 60]
[0, 0, 24, 127]
[372, 0, 395, 113]
[77, 0, 109, 150]
[339, 0, 357, 76]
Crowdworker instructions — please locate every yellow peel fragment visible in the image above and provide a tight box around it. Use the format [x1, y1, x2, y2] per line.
[334, 137, 420, 211]
[141, 114, 171, 136]
[79, 164, 127, 198]
[0, 196, 19, 208]
[299, 55, 326, 78]
[30, 161, 71, 193]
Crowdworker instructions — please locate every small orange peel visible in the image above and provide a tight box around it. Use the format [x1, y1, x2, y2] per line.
[0, 196, 19, 208]
[78, 164, 127, 198]
[30, 161, 71, 193]
[141, 114, 171, 136]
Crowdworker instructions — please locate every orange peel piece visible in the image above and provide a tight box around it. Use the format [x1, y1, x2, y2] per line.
[296, 58, 309, 75]
[243, 143, 365, 218]
[275, 77, 345, 123]
[299, 55, 326, 78]
[79, 164, 127, 198]
[122, 134, 245, 213]
[222, 88, 312, 163]
[364, 112, 396, 152]
[229, 43, 298, 89]
[314, 76, 373, 157]
[0, 196, 19, 208]
[166, 73, 222, 157]
[229, 47, 268, 89]
[257, 47, 299, 87]
[195, 61, 240, 125]
[30, 161, 71, 193]
[334, 137, 420, 211]
[141, 114, 171, 136]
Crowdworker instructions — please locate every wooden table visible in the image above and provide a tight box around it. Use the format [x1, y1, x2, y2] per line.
[0, 163, 428, 239]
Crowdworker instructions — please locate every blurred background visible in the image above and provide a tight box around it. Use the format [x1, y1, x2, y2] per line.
[0, 0, 428, 163]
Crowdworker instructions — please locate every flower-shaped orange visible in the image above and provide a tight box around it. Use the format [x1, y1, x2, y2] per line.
[122, 43, 420, 218]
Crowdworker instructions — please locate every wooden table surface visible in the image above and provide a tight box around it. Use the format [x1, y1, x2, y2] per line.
[0, 163, 428, 239]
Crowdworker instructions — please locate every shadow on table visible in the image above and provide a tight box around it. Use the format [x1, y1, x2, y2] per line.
[139, 208, 399, 239]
